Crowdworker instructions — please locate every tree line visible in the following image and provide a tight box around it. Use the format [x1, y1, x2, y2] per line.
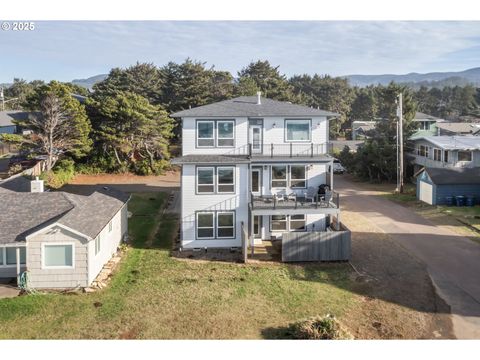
[1, 59, 479, 181]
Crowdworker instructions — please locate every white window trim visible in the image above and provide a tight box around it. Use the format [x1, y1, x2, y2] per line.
[457, 150, 473, 163]
[271, 165, 288, 188]
[196, 167, 215, 194]
[289, 165, 307, 189]
[0, 245, 27, 268]
[270, 215, 288, 232]
[433, 148, 442, 162]
[285, 119, 312, 142]
[41, 242, 75, 270]
[216, 211, 236, 239]
[289, 214, 307, 232]
[196, 212, 215, 240]
[196, 120, 215, 148]
[216, 166, 235, 194]
[216, 120, 235, 148]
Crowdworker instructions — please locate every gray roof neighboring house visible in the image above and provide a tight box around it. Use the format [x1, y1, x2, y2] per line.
[413, 112, 443, 122]
[436, 122, 480, 135]
[0, 174, 31, 193]
[170, 96, 339, 118]
[421, 167, 480, 185]
[0, 110, 31, 127]
[412, 136, 480, 150]
[0, 186, 130, 244]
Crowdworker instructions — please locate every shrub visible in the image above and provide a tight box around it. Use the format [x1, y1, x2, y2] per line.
[40, 158, 76, 189]
[283, 314, 353, 340]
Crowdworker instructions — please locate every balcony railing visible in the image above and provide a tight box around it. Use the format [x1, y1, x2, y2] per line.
[224, 143, 330, 157]
[250, 191, 340, 211]
[409, 153, 472, 168]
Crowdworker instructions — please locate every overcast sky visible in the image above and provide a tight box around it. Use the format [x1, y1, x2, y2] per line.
[1, 21, 480, 83]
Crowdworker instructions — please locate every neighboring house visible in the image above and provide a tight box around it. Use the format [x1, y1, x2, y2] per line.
[409, 136, 480, 173]
[435, 122, 480, 136]
[411, 112, 444, 138]
[0, 110, 29, 134]
[330, 140, 364, 153]
[0, 176, 129, 288]
[172, 94, 350, 262]
[351, 120, 376, 140]
[416, 167, 480, 205]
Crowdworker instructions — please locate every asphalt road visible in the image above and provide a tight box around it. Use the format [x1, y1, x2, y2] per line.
[335, 175, 480, 339]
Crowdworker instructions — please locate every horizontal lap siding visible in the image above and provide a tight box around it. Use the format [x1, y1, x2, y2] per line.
[27, 227, 89, 288]
[282, 230, 351, 262]
[435, 184, 480, 205]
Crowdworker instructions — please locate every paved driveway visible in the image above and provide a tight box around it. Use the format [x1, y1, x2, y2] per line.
[335, 176, 480, 339]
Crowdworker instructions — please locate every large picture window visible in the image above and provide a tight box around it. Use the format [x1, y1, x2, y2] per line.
[290, 215, 306, 231]
[196, 121, 215, 147]
[43, 244, 74, 268]
[196, 212, 215, 239]
[196, 120, 235, 148]
[217, 121, 234, 147]
[290, 165, 306, 188]
[285, 119, 311, 142]
[217, 167, 235, 193]
[217, 212, 235, 238]
[197, 167, 215, 193]
[458, 151, 472, 162]
[270, 215, 307, 232]
[271, 166, 287, 188]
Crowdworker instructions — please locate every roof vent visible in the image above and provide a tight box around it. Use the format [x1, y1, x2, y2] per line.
[31, 176, 44, 193]
[256, 91, 261, 105]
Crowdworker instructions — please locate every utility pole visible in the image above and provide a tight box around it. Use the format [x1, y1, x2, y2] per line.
[397, 93, 404, 193]
[0, 87, 4, 111]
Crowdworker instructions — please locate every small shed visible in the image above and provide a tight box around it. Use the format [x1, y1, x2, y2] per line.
[415, 167, 480, 205]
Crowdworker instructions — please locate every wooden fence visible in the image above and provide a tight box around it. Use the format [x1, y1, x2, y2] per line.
[282, 224, 351, 262]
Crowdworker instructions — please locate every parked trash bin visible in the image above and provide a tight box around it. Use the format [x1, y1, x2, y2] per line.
[466, 196, 476, 207]
[455, 195, 466, 207]
[445, 196, 454, 206]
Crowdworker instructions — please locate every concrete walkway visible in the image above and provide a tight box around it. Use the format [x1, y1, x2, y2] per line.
[0, 284, 20, 299]
[336, 176, 480, 339]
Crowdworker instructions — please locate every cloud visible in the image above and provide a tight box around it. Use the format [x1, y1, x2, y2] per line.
[0, 21, 479, 82]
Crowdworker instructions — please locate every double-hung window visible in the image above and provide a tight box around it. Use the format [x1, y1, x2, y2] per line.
[289, 215, 306, 231]
[197, 166, 235, 194]
[433, 148, 442, 162]
[217, 120, 234, 147]
[271, 215, 288, 231]
[197, 121, 215, 147]
[217, 212, 235, 238]
[196, 212, 215, 239]
[458, 151, 472, 162]
[42, 244, 74, 269]
[285, 119, 311, 142]
[196, 211, 235, 240]
[444, 150, 449, 163]
[196, 120, 235, 148]
[290, 165, 306, 188]
[217, 167, 234, 193]
[197, 167, 215, 193]
[271, 165, 307, 188]
[271, 166, 287, 188]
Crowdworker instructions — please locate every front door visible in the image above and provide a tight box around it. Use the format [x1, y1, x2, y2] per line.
[253, 216, 262, 239]
[251, 168, 262, 195]
[249, 125, 263, 154]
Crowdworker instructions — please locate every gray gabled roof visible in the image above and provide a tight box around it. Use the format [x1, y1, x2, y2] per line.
[412, 136, 480, 150]
[422, 167, 480, 185]
[170, 96, 339, 118]
[413, 112, 443, 122]
[0, 110, 31, 127]
[0, 187, 129, 244]
[436, 122, 480, 135]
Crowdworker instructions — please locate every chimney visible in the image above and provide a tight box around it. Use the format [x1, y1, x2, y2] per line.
[31, 176, 44, 193]
[256, 91, 261, 105]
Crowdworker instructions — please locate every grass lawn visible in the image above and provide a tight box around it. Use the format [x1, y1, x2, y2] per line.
[0, 192, 358, 339]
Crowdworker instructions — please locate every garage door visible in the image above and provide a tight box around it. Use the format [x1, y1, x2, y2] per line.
[419, 181, 433, 205]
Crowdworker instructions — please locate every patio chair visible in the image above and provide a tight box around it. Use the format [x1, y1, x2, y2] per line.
[303, 186, 318, 203]
[272, 189, 287, 202]
[322, 190, 333, 206]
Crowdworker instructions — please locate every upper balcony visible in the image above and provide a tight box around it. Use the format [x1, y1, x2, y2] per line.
[223, 142, 332, 159]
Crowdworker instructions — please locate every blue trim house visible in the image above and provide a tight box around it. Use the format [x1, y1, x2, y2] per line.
[416, 167, 480, 205]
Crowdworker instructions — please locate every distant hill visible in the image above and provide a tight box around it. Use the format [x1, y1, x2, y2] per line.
[71, 74, 108, 89]
[344, 67, 480, 88]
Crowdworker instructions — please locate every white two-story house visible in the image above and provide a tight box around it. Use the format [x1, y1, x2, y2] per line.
[171, 94, 348, 262]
